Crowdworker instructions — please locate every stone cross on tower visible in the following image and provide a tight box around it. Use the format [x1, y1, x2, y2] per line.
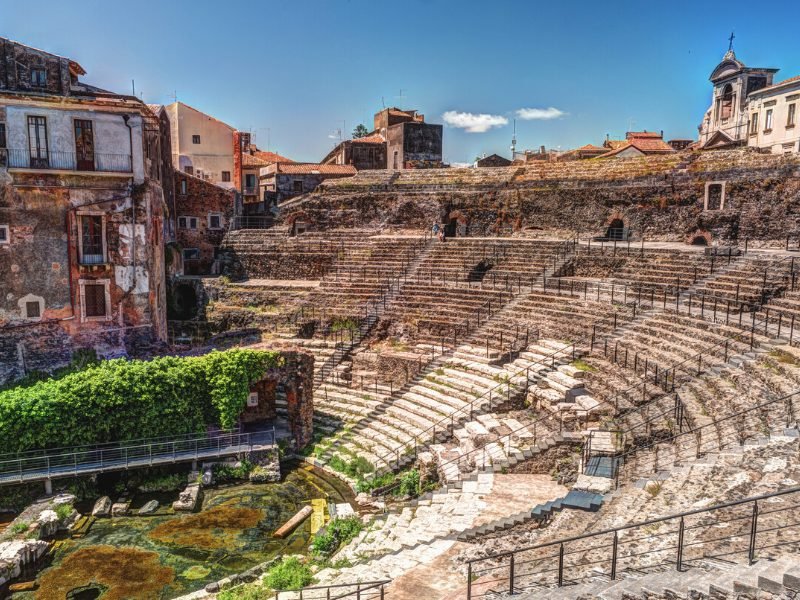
[728, 31, 735, 52]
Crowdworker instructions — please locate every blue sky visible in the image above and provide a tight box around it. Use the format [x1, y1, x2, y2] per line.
[4, 0, 800, 163]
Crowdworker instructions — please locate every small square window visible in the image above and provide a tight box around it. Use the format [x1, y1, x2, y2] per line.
[83, 283, 107, 318]
[178, 216, 198, 229]
[30, 69, 46, 87]
[247, 392, 259, 407]
[183, 248, 200, 260]
[192, 135, 201, 144]
[184, 166, 193, 175]
[208, 214, 222, 230]
[292, 180, 304, 193]
[221, 171, 231, 182]
[0, 225, 8, 244]
[179, 180, 187, 195]
[25, 301, 41, 319]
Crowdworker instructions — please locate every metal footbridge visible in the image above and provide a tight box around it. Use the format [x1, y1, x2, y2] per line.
[0, 428, 275, 486]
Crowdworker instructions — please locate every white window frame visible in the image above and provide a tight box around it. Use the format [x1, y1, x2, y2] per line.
[76, 211, 108, 265]
[18, 293, 45, 321]
[79, 279, 112, 322]
[247, 392, 259, 407]
[208, 212, 223, 230]
[704, 181, 727, 211]
[179, 180, 187, 194]
[178, 216, 198, 230]
[0, 224, 9, 245]
[765, 109, 774, 132]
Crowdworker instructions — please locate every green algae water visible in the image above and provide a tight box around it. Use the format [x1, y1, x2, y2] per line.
[16, 463, 353, 600]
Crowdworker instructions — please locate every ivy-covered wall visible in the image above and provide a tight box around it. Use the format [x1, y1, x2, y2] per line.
[0, 349, 283, 453]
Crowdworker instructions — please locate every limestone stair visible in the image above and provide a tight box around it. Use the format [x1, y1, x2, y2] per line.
[457, 490, 604, 542]
[516, 555, 800, 599]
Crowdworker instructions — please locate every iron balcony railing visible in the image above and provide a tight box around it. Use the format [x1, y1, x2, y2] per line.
[3, 148, 132, 173]
[0, 428, 275, 485]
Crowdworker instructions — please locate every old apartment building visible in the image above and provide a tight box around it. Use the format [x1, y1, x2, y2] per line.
[164, 101, 237, 189]
[699, 46, 799, 154]
[322, 107, 444, 170]
[0, 37, 171, 383]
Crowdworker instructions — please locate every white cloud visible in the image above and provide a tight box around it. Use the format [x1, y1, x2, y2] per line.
[516, 107, 566, 120]
[442, 111, 509, 133]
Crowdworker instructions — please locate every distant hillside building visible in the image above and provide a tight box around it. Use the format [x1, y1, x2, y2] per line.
[260, 163, 356, 205]
[698, 46, 799, 153]
[601, 131, 676, 158]
[322, 107, 443, 170]
[476, 154, 512, 167]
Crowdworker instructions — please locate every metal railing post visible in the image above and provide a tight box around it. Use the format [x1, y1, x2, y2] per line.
[509, 553, 515, 594]
[611, 530, 618, 580]
[677, 516, 685, 571]
[748, 500, 759, 565]
[558, 542, 565, 587]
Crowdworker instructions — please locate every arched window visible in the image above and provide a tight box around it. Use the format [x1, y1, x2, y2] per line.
[719, 84, 734, 121]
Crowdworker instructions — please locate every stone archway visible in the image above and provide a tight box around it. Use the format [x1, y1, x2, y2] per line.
[687, 229, 712, 246]
[284, 211, 313, 236]
[606, 218, 626, 240]
[447, 209, 469, 237]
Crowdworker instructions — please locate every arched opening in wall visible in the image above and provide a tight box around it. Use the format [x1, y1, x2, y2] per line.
[445, 217, 458, 237]
[719, 84, 734, 121]
[606, 219, 626, 240]
[169, 283, 198, 320]
[690, 235, 709, 246]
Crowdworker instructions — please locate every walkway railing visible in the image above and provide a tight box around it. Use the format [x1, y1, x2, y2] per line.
[273, 580, 391, 599]
[0, 428, 275, 486]
[466, 482, 800, 598]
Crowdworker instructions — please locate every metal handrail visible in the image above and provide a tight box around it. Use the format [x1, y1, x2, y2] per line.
[466, 386, 800, 596]
[3, 148, 132, 173]
[0, 428, 275, 485]
[273, 579, 391, 599]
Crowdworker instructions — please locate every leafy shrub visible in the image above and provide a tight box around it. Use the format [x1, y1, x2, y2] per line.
[0, 349, 282, 452]
[55, 503, 73, 521]
[311, 516, 364, 558]
[10, 522, 29, 535]
[264, 556, 313, 590]
[217, 581, 273, 600]
[397, 469, 420, 497]
[328, 455, 374, 478]
[212, 459, 254, 483]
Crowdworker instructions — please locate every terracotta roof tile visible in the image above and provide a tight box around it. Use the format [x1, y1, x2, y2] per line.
[254, 151, 294, 164]
[352, 133, 385, 144]
[275, 163, 357, 175]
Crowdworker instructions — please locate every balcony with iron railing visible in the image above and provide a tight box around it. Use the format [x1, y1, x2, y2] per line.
[2, 148, 132, 173]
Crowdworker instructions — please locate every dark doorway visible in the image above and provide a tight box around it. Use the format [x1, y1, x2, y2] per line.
[445, 218, 458, 237]
[606, 219, 625, 240]
[74, 119, 95, 171]
[691, 235, 709, 246]
[169, 283, 198, 320]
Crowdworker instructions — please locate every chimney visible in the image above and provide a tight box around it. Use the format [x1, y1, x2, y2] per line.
[540, 145, 546, 154]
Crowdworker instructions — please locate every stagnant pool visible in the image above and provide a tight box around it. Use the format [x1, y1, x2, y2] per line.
[15, 462, 354, 600]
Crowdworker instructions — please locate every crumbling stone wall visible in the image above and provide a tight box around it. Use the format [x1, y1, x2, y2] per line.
[285, 150, 800, 245]
[246, 350, 314, 449]
[0, 173, 168, 386]
[0, 37, 73, 95]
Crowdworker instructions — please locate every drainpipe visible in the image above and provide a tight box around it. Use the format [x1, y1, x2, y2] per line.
[123, 114, 137, 289]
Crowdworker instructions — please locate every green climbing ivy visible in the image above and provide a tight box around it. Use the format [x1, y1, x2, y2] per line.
[0, 349, 283, 453]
